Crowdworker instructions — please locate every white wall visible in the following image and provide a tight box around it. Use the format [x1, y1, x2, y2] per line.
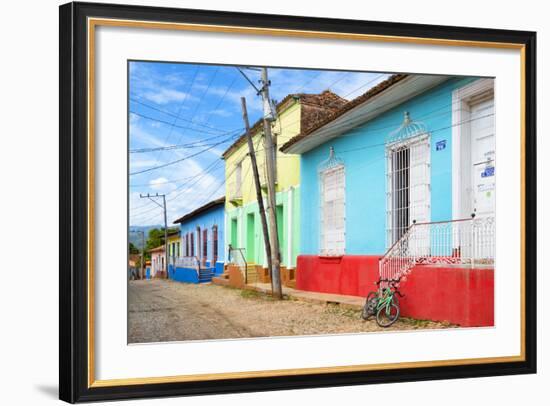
[0, 0, 546, 405]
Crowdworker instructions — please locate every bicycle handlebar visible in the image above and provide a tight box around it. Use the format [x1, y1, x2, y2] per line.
[375, 278, 402, 286]
[375, 278, 405, 297]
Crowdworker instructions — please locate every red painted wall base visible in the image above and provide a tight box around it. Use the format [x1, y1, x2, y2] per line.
[296, 255, 494, 327]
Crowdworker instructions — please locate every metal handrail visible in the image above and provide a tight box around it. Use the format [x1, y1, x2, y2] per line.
[379, 215, 495, 288]
[228, 247, 248, 284]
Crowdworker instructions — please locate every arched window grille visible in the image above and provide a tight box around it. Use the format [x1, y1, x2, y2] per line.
[385, 112, 431, 247]
[318, 147, 346, 256]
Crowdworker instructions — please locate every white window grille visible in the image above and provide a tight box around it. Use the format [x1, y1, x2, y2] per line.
[319, 147, 345, 256]
[386, 112, 431, 248]
[229, 161, 243, 201]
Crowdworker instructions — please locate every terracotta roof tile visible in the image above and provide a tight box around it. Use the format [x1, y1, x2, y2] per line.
[280, 74, 408, 152]
[221, 90, 346, 158]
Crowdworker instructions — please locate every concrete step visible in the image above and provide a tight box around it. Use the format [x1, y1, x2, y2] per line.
[198, 268, 214, 283]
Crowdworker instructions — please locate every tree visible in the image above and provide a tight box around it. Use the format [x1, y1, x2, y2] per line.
[129, 242, 140, 254]
[146, 228, 165, 252]
[145, 227, 179, 262]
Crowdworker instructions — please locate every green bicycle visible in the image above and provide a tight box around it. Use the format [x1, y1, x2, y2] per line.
[362, 278, 404, 327]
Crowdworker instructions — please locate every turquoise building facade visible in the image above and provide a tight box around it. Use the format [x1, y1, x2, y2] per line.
[282, 75, 494, 257]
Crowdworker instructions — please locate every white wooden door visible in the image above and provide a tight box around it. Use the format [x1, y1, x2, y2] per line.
[470, 97, 495, 219]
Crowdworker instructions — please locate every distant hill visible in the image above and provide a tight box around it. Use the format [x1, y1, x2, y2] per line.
[128, 225, 162, 249]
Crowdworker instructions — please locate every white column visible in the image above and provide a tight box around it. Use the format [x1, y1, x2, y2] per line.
[287, 187, 293, 268]
[238, 207, 243, 248]
[223, 210, 227, 262]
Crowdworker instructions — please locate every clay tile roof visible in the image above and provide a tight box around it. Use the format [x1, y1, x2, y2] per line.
[280, 74, 408, 152]
[173, 196, 225, 224]
[148, 245, 165, 253]
[221, 90, 347, 159]
[167, 229, 180, 237]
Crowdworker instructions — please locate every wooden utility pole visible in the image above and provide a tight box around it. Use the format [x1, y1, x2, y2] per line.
[259, 68, 282, 299]
[240, 97, 274, 292]
[140, 193, 168, 279]
[140, 230, 145, 279]
[162, 194, 168, 278]
[130, 229, 145, 279]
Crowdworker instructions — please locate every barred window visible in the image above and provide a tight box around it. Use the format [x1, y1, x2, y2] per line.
[203, 228, 208, 261]
[212, 225, 218, 263]
[320, 165, 345, 256]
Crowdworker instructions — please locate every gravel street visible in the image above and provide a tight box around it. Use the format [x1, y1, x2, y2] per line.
[128, 279, 451, 343]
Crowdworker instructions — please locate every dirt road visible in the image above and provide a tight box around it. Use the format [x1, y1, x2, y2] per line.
[128, 279, 450, 343]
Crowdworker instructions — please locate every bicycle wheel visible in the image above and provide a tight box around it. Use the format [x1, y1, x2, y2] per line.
[376, 303, 400, 327]
[392, 294, 399, 308]
[361, 291, 378, 320]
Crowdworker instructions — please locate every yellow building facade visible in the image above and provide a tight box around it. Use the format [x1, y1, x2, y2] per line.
[223, 91, 346, 269]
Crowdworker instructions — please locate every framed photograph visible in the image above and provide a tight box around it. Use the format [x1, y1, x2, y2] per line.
[59, 1, 536, 403]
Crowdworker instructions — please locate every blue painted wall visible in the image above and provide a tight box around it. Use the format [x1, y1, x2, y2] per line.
[169, 264, 200, 283]
[178, 204, 225, 273]
[300, 77, 476, 255]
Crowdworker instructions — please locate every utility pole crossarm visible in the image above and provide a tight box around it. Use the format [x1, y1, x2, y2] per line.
[139, 193, 169, 279]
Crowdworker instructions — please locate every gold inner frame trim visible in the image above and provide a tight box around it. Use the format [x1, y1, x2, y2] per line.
[87, 17, 527, 388]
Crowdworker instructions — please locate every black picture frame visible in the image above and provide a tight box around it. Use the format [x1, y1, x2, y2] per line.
[59, 1, 537, 403]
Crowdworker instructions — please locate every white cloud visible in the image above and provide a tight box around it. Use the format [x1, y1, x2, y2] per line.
[129, 158, 225, 226]
[209, 108, 232, 118]
[128, 64, 392, 227]
[149, 177, 168, 189]
[142, 88, 194, 105]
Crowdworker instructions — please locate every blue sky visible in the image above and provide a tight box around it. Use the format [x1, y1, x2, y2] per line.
[129, 61, 389, 226]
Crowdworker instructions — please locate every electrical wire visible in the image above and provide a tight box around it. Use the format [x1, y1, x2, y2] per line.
[129, 133, 235, 176]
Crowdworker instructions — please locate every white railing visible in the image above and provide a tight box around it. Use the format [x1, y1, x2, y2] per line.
[228, 247, 249, 284]
[379, 216, 495, 287]
[174, 256, 200, 269]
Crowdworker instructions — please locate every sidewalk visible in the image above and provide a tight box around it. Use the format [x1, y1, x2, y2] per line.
[245, 282, 365, 309]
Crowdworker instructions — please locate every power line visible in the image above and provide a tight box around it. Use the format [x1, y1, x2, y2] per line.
[130, 161, 221, 218]
[130, 174, 199, 188]
[131, 107, 492, 223]
[197, 71, 240, 128]
[236, 67, 261, 93]
[266, 78, 489, 149]
[338, 112, 495, 154]
[165, 161, 225, 204]
[223, 73, 389, 155]
[129, 134, 235, 176]
[130, 159, 223, 217]
[252, 111, 495, 158]
[135, 162, 227, 225]
[165, 67, 221, 163]
[129, 129, 241, 154]
[151, 65, 201, 165]
[134, 66, 202, 172]
[130, 95, 234, 133]
[131, 160, 226, 219]
[340, 73, 387, 99]
[129, 110, 242, 136]
[130, 132, 252, 211]
[131, 71, 242, 156]
[292, 70, 324, 94]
